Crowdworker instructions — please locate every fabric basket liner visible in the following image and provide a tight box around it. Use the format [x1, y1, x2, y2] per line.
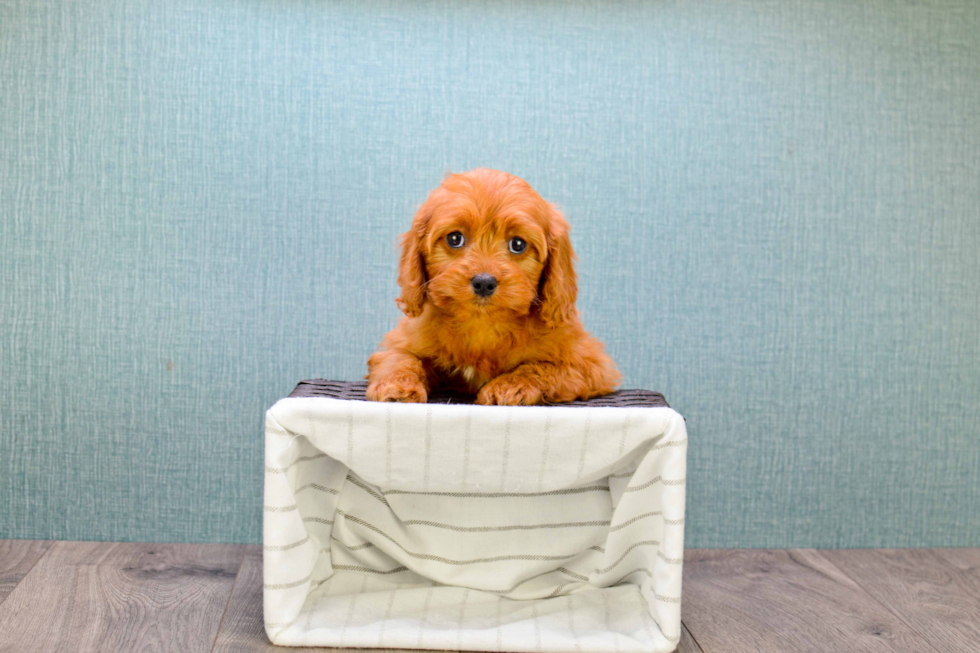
[264, 380, 688, 652]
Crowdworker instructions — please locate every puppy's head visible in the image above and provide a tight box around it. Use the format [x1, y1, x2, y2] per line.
[396, 168, 577, 327]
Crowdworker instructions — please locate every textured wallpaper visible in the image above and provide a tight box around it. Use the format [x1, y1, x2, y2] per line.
[1, 0, 978, 547]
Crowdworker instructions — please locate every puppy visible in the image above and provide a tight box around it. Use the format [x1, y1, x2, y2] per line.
[366, 168, 619, 406]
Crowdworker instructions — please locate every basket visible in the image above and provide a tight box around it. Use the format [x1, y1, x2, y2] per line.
[263, 380, 687, 652]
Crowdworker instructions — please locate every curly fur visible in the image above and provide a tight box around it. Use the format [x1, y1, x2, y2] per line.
[367, 168, 620, 405]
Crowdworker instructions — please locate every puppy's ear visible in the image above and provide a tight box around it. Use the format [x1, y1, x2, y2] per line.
[395, 200, 432, 317]
[537, 205, 578, 327]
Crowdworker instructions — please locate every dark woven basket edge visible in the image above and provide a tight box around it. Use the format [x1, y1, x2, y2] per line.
[287, 379, 669, 409]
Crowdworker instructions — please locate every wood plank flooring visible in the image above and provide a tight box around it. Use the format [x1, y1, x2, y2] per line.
[0, 541, 977, 652]
[0, 539, 50, 602]
[827, 548, 980, 652]
[0, 541, 243, 652]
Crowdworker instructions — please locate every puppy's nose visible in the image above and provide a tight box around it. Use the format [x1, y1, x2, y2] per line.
[471, 274, 498, 297]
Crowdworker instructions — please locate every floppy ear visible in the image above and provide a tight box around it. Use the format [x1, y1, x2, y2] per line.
[537, 205, 578, 327]
[395, 200, 432, 317]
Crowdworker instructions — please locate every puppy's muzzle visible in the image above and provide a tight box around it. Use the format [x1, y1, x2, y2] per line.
[471, 274, 498, 298]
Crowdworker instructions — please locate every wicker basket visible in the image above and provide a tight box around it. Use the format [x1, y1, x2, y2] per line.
[263, 380, 687, 652]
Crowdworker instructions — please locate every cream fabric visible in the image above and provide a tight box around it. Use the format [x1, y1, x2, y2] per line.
[263, 396, 687, 652]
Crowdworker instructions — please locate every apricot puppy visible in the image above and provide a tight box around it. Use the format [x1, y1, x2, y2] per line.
[366, 168, 619, 406]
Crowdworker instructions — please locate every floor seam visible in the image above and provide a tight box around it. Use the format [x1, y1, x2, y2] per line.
[814, 549, 945, 653]
[209, 544, 248, 653]
[0, 540, 55, 610]
[681, 620, 706, 652]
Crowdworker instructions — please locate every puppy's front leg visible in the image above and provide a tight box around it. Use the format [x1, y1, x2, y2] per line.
[478, 357, 615, 406]
[367, 349, 430, 403]
[476, 362, 567, 406]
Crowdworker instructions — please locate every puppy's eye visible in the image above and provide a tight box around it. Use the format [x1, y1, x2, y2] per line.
[446, 231, 465, 248]
[508, 236, 528, 254]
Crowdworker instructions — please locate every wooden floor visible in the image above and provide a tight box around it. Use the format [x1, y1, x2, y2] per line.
[0, 541, 977, 652]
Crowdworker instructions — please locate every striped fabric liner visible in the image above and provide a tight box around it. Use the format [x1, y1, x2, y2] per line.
[264, 382, 687, 652]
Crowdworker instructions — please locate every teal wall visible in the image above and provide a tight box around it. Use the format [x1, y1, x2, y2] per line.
[2, 0, 978, 547]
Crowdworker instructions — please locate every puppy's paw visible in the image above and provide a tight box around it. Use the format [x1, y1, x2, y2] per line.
[367, 373, 428, 403]
[476, 375, 544, 406]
